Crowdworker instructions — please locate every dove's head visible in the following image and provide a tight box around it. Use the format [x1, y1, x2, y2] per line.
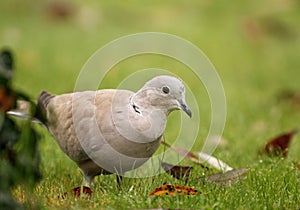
[133, 75, 192, 117]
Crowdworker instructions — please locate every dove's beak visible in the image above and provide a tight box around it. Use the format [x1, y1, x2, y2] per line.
[179, 100, 192, 118]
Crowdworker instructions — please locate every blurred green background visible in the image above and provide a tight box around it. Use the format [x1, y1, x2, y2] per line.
[1, 0, 300, 208]
[2, 0, 300, 166]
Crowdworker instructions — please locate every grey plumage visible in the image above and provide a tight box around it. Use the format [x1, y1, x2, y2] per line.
[37, 75, 192, 185]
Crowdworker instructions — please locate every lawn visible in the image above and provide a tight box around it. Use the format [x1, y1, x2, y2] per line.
[1, 0, 300, 209]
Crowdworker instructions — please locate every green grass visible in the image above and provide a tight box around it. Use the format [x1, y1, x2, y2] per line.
[2, 0, 300, 209]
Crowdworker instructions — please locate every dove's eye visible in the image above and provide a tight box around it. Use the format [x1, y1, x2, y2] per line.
[162, 86, 170, 94]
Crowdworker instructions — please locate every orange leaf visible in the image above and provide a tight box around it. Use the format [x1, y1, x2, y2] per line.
[264, 130, 298, 157]
[149, 184, 198, 196]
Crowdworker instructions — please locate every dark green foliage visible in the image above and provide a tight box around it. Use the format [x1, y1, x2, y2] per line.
[0, 116, 20, 150]
[0, 48, 13, 86]
[0, 49, 41, 209]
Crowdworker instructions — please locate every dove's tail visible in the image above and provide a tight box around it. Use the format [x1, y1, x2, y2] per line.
[37, 91, 54, 116]
[36, 91, 55, 124]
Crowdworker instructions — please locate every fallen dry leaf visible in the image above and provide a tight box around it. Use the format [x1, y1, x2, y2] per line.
[207, 168, 249, 187]
[196, 152, 233, 172]
[149, 184, 198, 196]
[71, 186, 93, 197]
[161, 141, 209, 170]
[161, 162, 193, 182]
[264, 130, 298, 157]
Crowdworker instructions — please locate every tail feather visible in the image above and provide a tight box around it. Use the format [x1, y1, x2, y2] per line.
[36, 91, 55, 124]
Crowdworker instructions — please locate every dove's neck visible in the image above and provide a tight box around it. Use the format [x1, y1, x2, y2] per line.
[130, 90, 169, 117]
[128, 91, 167, 141]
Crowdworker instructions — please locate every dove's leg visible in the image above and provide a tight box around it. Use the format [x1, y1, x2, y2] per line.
[83, 174, 95, 187]
[78, 160, 107, 187]
[116, 175, 123, 188]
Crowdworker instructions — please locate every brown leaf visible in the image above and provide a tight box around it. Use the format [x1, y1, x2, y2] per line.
[161, 162, 193, 182]
[196, 152, 233, 172]
[207, 168, 249, 187]
[149, 184, 198, 196]
[71, 186, 93, 197]
[161, 141, 209, 170]
[264, 130, 298, 157]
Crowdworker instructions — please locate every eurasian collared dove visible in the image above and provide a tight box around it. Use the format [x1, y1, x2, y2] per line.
[38, 75, 192, 185]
